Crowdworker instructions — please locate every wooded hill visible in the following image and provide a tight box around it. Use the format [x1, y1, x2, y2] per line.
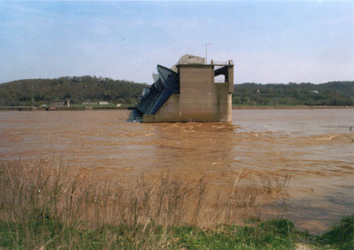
[0, 76, 146, 107]
[233, 81, 354, 106]
[0, 76, 353, 107]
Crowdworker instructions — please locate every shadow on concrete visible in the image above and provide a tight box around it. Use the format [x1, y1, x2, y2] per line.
[126, 108, 143, 123]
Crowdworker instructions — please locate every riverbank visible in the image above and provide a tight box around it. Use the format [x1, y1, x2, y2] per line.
[232, 105, 354, 109]
[0, 105, 353, 111]
[0, 106, 135, 111]
[0, 159, 353, 250]
[2, 216, 352, 249]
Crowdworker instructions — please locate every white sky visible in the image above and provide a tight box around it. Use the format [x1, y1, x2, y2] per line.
[1, 0, 353, 84]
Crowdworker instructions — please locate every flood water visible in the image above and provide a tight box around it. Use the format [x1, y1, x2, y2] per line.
[0, 109, 353, 234]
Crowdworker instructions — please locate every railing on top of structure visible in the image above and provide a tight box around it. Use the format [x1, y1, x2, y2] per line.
[210, 60, 234, 65]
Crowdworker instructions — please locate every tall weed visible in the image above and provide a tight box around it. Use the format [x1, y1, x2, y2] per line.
[0, 157, 293, 249]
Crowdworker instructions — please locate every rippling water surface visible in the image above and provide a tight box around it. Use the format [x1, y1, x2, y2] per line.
[0, 109, 353, 233]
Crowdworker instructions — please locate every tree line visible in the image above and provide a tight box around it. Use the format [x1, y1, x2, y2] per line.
[0, 76, 146, 107]
[233, 81, 354, 106]
[0, 76, 353, 107]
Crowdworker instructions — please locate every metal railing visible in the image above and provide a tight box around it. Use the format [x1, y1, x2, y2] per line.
[210, 60, 234, 65]
[212, 61, 228, 65]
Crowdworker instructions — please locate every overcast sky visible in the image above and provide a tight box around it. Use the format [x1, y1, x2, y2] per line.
[1, 0, 353, 85]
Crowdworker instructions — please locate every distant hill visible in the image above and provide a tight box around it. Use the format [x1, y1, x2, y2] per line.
[0, 76, 146, 106]
[0, 77, 353, 107]
[233, 81, 354, 106]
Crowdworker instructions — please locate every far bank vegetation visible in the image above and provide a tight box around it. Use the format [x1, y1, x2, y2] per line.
[0, 76, 353, 107]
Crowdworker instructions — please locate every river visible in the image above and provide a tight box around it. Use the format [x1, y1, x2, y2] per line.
[0, 109, 353, 233]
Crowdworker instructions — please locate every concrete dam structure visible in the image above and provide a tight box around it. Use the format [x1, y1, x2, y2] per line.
[137, 55, 234, 123]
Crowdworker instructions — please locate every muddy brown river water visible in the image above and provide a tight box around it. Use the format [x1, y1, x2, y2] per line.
[0, 109, 353, 234]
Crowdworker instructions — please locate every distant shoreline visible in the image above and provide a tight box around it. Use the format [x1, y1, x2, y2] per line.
[0, 105, 353, 111]
[0, 106, 136, 111]
[232, 105, 354, 110]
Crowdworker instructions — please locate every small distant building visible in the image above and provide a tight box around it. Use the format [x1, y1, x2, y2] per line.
[51, 100, 70, 107]
[310, 90, 319, 94]
[99, 101, 109, 105]
[82, 102, 97, 105]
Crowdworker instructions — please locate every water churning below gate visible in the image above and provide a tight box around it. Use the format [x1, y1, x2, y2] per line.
[0, 109, 353, 234]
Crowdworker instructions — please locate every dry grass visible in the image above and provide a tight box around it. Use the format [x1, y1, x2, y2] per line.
[0, 157, 292, 249]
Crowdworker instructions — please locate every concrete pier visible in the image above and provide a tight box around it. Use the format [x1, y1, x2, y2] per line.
[142, 57, 234, 122]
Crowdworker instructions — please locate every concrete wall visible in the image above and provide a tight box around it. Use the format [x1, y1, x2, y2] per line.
[143, 63, 233, 123]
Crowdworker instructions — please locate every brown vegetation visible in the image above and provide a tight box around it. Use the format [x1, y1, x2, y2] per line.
[0, 157, 292, 248]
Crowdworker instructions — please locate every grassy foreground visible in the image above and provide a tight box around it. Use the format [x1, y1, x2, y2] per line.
[1, 216, 353, 249]
[0, 218, 304, 249]
[0, 158, 353, 249]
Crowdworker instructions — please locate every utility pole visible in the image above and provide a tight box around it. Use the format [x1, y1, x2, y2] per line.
[205, 43, 210, 64]
[31, 86, 33, 107]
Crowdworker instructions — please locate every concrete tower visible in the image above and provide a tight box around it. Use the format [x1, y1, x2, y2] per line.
[140, 55, 234, 123]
